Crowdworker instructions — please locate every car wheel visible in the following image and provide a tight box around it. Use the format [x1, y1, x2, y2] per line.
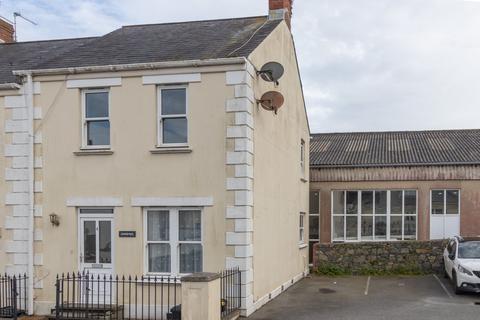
[452, 272, 462, 295]
[443, 266, 449, 279]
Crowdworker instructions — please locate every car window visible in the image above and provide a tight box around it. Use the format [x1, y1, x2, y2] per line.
[458, 241, 480, 259]
[451, 242, 457, 257]
[447, 240, 454, 254]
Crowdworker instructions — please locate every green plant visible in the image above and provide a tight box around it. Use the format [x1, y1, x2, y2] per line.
[315, 263, 349, 276]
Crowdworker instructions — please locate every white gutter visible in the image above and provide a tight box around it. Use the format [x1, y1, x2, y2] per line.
[25, 73, 35, 315]
[13, 57, 247, 77]
[0, 83, 21, 90]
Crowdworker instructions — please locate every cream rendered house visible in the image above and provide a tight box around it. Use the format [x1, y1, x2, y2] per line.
[0, 0, 309, 316]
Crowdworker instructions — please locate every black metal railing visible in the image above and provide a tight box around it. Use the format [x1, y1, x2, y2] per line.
[220, 268, 241, 319]
[54, 273, 181, 320]
[0, 274, 28, 319]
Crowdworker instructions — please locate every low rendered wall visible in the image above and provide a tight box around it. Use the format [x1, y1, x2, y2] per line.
[313, 240, 448, 274]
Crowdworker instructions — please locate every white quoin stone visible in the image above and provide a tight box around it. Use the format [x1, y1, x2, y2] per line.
[4, 96, 25, 108]
[226, 152, 253, 165]
[226, 98, 253, 113]
[235, 112, 254, 129]
[235, 191, 254, 206]
[13, 181, 29, 192]
[5, 216, 29, 229]
[226, 257, 253, 271]
[13, 205, 29, 217]
[5, 120, 29, 133]
[234, 138, 254, 153]
[226, 71, 252, 86]
[12, 157, 28, 169]
[234, 85, 255, 103]
[226, 206, 253, 219]
[226, 126, 253, 139]
[235, 165, 254, 178]
[13, 230, 28, 241]
[12, 133, 29, 144]
[34, 205, 43, 217]
[5, 144, 29, 157]
[226, 177, 253, 191]
[12, 108, 28, 120]
[5, 240, 28, 253]
[235, 219, 254, 232]
[5, 168, 28, 181]
[34, 107, 42, 119]
[235, 244, 254, 258]
[5, 192, 29, 205]
[226, 232, 252, 245]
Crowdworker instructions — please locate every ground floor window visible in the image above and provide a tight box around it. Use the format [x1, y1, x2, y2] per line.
[309, 190, 320, 263]
[332, 190, 417, 242]
[145, 208, 202, 275]
[299, 212, 306, 244]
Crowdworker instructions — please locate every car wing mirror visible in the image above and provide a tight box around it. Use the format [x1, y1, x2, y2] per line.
[448, 254, 455, 260]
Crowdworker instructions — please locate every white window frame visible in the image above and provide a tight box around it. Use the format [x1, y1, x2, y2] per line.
[157, 85, 189, 147]
[143, 207, 203, 276]
[331, 189, 418, 243]
[81, 88, 111, 149]
[309, 190, 320, 242]
[299, 212, 306, 245]
[430, 189, 461, 216]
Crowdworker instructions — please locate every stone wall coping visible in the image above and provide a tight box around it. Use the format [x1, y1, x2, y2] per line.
[181, 272, 221, 282]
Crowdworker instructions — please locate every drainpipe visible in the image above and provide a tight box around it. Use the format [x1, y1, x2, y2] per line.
[25, 73, 35, 315]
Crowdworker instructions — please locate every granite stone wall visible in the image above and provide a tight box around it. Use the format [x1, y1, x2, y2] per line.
[313, 240, 448, 274]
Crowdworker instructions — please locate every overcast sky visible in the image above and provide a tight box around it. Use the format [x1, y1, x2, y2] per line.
[2, 0, 480, 133]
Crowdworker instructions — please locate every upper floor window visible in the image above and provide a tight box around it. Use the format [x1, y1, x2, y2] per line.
[82, 89, 110, 148]
[431, 189, 460, 215]
[158, 87, 188, 146]
[299, 212, 306, 244]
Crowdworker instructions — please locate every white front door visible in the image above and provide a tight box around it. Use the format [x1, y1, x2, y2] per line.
[79, 212, 114, 302]
[430, 190, 460, 239]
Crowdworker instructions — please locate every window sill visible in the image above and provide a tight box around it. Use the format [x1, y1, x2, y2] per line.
[298, 243, 308, 249]
[74, 149, 114, 156]
[150, 147, 192, 154]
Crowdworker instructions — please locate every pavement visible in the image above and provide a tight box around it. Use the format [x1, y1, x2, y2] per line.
[248, 274, 480, 320]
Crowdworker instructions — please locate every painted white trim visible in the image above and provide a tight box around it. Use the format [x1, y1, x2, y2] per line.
[131, 197, 213, 207]
[67, 78, 121, 88]
[66, 197, 123, 207]
[143, 207, 204, 276]
[245, 270, 308, 317]
[81, 88, 111, 149]
[143, 73, 201, 85]
[157, 85, 189, 147]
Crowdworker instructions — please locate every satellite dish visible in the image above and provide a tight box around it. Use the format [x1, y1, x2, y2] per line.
[258, 91, 285, 114]
[257, 62, 284, 85]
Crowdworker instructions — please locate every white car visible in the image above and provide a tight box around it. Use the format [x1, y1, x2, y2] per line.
[443, 236, 480, 294]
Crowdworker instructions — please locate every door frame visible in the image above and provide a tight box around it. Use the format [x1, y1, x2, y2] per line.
[77, 208, 115, 274]
[429, 189, 461, 239]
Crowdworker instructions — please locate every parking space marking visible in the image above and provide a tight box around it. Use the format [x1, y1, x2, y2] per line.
[364, 276, 371, 295]
[433, 274, 453, 299]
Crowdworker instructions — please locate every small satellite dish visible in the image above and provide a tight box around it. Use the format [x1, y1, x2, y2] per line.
[257, 62, 284, 85]
[258, 91, 285, 114]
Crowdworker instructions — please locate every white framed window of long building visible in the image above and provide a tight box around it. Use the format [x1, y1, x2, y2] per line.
[331, 190, 417, 242]
[157, 86, 188, 147]
[81, 88, 111, 149]
[144, 207, 203, 276]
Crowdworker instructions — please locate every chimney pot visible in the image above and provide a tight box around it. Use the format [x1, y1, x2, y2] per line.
[269, 0, 293, 29]
[0, 18, 14, 43]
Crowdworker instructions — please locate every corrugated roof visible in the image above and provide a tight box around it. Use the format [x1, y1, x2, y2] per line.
[310, 129, 480, 167]
[0, 16, 281, 84]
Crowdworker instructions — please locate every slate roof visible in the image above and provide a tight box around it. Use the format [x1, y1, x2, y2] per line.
[310, 129, 480, 168]
[0, 16, 281, 84]
[0, 37, 97, 84]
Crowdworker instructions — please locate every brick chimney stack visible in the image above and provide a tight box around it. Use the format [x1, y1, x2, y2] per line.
[0, 17, 14, 43]
[269, 0, 293, 29]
